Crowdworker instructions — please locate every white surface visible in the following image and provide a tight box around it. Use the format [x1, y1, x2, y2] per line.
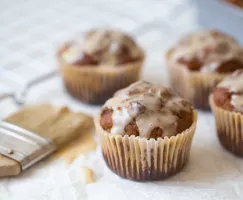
[1, 0, 243, 199]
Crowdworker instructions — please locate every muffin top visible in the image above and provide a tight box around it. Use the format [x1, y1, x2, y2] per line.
[99, 81, 194, 139]
[167, 30, 243, 73]
[59, 29, 143, 66]
[213, 70, 243, 113]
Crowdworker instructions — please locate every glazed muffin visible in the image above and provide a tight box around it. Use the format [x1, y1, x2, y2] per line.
[95, 81, 197, 181]
[210, 70, 243, 156]
[166, 29, 243, 109]
[57, 29, 144, 104]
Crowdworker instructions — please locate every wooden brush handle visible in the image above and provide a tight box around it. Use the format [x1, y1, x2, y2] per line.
[0, 104, 93, 177]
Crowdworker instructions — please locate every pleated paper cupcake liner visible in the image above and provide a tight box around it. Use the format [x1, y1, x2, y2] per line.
[95, 111, 197, 181]
[210, 95, 243, 157]
[57, 58, 144, 104]
[166, 61, 225, 110]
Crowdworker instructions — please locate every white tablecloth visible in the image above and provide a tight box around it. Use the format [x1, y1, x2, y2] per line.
[1, 0, 243, 199]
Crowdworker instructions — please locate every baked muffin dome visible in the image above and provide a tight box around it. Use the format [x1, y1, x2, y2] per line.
[100, 81, 194, 139]
[59, 29, 144, 66]
[210, 70, 243, 156]
[166, 29, 243, 110]
[96, 81, 197, 181]
[213, 70, 243, 113]
[167, 30, 243, 73]
[57, 29, 144, 105]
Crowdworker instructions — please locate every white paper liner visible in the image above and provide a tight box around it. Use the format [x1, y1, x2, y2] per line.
[57, 56, 144, 104]
[95, 111, 197, 181]
[210, 95, 243, 156]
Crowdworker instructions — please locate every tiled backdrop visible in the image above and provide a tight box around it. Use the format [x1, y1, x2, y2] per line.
[1, 0, 243, 199]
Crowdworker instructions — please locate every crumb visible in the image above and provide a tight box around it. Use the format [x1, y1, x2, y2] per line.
[81, 167, 95, 184]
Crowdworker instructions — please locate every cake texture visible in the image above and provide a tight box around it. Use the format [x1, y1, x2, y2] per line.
[166, 29, 243, 109]
[95, 81, 197, 181]
[57, 29, 144, 104]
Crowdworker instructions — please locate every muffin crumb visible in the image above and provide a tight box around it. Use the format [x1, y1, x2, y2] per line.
[81, 167, 95, 184]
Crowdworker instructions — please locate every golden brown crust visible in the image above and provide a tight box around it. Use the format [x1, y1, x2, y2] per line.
[212, 70, 243, 113]
[149, 127, 164, 139]
[124, 120, 139, 137]
[177, 57, 202, 71]
[176, 110, 194, 133]
[71, 52, 99, 66]
[215, 59, 243, 73]
[100, 108, 113, 132]
[213, 87, 234, 112]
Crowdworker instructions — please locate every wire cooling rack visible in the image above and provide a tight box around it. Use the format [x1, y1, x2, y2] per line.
[1, 0, 242, 105]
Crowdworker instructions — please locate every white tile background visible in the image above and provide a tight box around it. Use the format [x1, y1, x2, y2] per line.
[1, 0, 243, 199]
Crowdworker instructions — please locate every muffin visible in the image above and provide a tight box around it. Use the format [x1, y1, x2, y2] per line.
[166, 29, 243, 109]
[95, 81, 197, 181]
[57, 29, 144, 104]
[210, 70, 243, 156]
